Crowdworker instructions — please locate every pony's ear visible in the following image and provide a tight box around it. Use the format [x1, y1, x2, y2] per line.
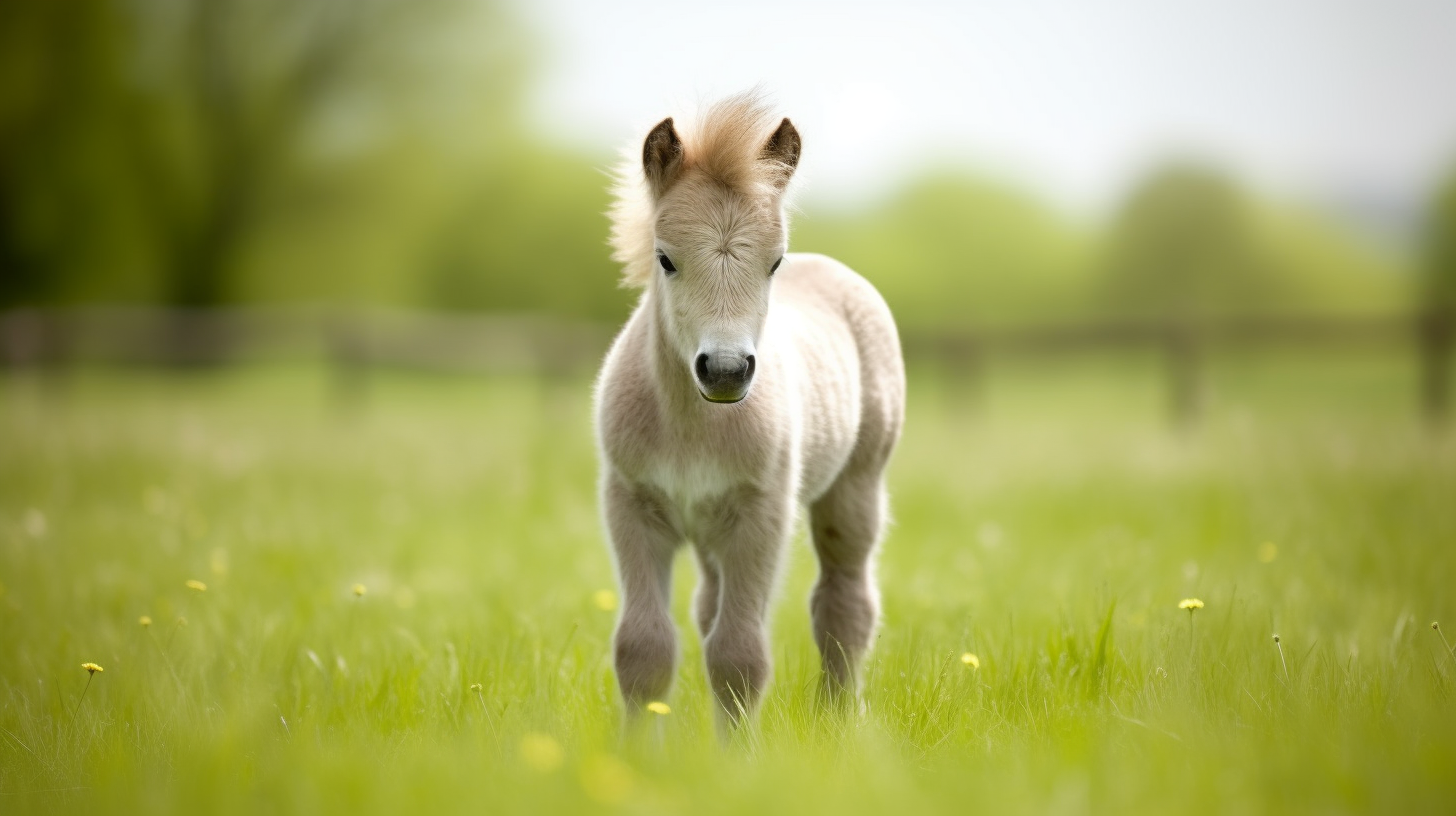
[643, 117, 684, 199]
[760, 118, 801, 189]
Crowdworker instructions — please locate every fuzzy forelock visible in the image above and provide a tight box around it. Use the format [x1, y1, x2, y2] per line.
[608, 92, 791, 289]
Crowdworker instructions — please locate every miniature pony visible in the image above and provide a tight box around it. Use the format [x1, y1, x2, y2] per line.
[595, 93, 905, 725]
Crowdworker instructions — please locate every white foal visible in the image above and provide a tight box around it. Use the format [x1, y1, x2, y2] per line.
[595, 92, 905, 726]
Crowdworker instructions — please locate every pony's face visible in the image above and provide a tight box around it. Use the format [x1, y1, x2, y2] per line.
[642, 116, 800, 404]
[652, 181, 785, 403]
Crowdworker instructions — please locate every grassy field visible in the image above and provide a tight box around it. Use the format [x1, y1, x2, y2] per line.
[2, 352, 1455, 815]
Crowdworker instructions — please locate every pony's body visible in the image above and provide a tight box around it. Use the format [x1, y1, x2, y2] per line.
[595, 95, 904, 724]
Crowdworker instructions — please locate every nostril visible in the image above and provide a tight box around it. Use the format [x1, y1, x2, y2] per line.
[695, 353, 710, 382]
[744, 354, 756, 379]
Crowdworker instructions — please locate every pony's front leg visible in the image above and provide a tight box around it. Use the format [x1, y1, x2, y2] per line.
[698, 486, 793, 727]
[604, 473, 681, 718]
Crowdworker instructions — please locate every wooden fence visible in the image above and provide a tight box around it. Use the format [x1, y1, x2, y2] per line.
[2, 306, 1451, 426]
[902, 311, 1452, 427]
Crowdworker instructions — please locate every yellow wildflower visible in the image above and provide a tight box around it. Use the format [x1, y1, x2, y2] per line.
[644, 701, 671, 715]
[593, 589, 618, 612]
[519, 732, 564, 773]
[1257, 542, 1278, 563]
[352, 583, 367, 597]
[139, 615, 152, 627]
[960, 652, 980, 669]
[1180, 598, 1204, 654]
[185, 579, 207, 592]
[73, 662, 105, 722]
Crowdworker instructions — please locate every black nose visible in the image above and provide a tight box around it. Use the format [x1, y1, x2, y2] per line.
[694, 353, 756, 402]
[695, 353, 754, 380]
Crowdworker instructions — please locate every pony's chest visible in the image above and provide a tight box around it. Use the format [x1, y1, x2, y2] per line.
[642, 453, 737, 530]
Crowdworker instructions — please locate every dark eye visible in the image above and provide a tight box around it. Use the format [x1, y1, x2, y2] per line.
[769, 256, 783, 276]
[657, 253, 677, 274]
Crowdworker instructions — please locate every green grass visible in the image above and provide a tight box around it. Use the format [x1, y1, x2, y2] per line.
[2, 355, 1454, 815]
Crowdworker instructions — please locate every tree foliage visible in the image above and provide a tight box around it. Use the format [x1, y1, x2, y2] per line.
[1100, 163, 1269, 322]
[0, 0, 531, 309]
[1424, 170, 1456, 312]
[793, 175, 1093, 330]
[1098, 162, 1405, 323]
[0, 3, 1412, 332]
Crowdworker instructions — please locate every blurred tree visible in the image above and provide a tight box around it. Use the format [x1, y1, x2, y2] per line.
[118, 0, 529, 308]
[1419, 170, 1456, 423]
[1100, 163, 1269, 427]
[424, 148, 627, 322]
[0, 0, 532, 312]
[1424, 171, 1456, 312]
[0, 0, 134, 307]
[794, 174, 1093, 331]
[1100, 163, 1269, 323]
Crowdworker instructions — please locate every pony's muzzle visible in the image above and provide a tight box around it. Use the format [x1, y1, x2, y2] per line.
[694, 352, 756, 403]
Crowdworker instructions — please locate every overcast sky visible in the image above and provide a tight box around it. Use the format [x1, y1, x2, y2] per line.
[520, 0, 1456, 220]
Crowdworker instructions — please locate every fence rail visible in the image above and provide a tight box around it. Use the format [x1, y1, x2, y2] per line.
[0, 306, 616, 373]
[2, 306, 1450, 425]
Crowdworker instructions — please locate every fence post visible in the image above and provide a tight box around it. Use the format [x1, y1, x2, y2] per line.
[1420, 307, 1453, 427]
[1, 310, 49, 369]
[327, 318, 370, 411]
[1166, 323, 1204, 430]
[931, 332, 983, 416]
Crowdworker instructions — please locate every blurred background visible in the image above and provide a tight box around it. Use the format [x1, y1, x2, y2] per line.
[2, 0, 1455, 424]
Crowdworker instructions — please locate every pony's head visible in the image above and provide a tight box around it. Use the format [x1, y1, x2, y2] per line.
[610, 94, 801, 403]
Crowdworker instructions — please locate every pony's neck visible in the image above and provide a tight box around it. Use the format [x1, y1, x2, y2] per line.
[645, 288, 701, 417]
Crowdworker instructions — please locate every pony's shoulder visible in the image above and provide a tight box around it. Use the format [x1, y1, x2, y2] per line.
[778, 252, 885, 305]
[775, 251, 899, 346]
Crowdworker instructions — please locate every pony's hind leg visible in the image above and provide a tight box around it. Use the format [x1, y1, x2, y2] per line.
[809, 473, 886, 700]
[604, 474, 681, 717]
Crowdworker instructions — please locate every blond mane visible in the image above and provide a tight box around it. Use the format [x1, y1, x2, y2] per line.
[608, 92, 793, 288]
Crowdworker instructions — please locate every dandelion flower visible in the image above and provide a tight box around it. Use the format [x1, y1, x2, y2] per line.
[185, 579, 207, 592]
[72, 663, 105, 726]
[593, 589, 618, 612]
[960, 652, 980, 669]
[352, 583, 367, 597]
[519, 732, 564, 773]
[139, 615, 152, 627]
[645, 701, 671, 715]
[1180, 599, 1204, 654]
